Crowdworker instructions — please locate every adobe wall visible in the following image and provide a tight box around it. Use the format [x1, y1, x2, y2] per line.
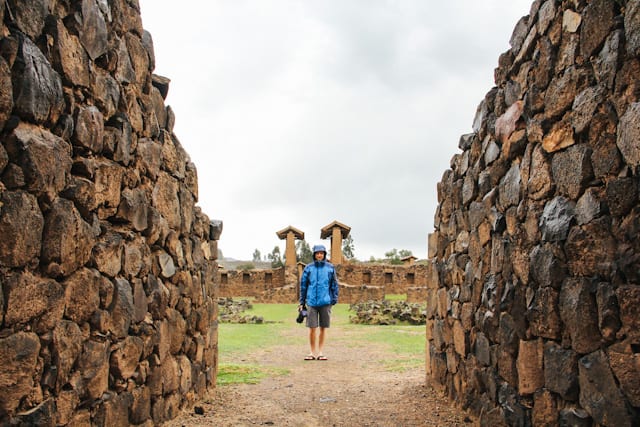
[0, 1, 219, 425]
[429, 1, 640, 425]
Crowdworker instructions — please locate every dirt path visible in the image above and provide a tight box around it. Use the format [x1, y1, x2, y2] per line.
[165, 321, 474, 427]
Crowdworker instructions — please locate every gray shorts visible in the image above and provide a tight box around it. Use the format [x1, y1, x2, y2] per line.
[306, 305, 331, 328]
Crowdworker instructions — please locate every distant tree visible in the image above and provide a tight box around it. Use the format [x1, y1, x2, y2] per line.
[268, 246, 283, 268]
[384, 248, 403, 265]
[399, 249, 413, 259]
[341, 235, 355, 260]
[252, 249, 262, 262]
[296, 240, 313, 264]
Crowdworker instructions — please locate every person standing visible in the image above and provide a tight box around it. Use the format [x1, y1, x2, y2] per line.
[298, 244, 339, 360]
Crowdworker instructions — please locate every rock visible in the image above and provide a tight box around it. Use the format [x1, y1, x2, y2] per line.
[110, 336, 144, 381]
[544, 342, 579, 401]
[0, 190, 43, 268]
[579, 350, 636, 426]
[42, 197, 98, 277]
[80, 0, 109, 60]
[617, 102, 640, 167]
[53, 321, 83, 388]
[572, 86, 606, 134]
[580, 0, 616, 58]
[7, 0, 47, 39]
[13, 36, 65, 124]
[4, 271, 65, 333]
[575, 188, 604, 225]
[6, 123, 72, 203]
[0, 57, 12, 132]
[527, 286, 562, 340]
[529, 244, 566, 289]
[560, 278, 602, 354]
[539, 196, 575, 242]
[63, 268, 101, 323]
[0, 332, 40, 415]
[616, 286, 640, 343]
[562, 9, 581, 33]
[152, 173, 181, 230]
[49, 19, 91, 87]
[551, 144, 593, 200]
[606, 177, 638, 217]
[71, 340, 109, 400]
[565, 219, 616, 277]
[542, 118, 575, 153]
[544, 67, 588, 120]
[111, 278, 135, 339]
[74, 106, 104, 153]
[594, 30, 622, 89]
[625, 0, 640, 57]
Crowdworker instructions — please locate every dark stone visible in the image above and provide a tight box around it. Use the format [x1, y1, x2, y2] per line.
[580, 0, 616, 58]
[527, 286, 562, 340]
[529, 244, 566, 289]
[558, 408, 592, 427]
[111, 278, 134, 339]
[579, 350, 636, 426]
[0, 57, 12, 132]
[560, 278, 602, 354]
[12, 36, 65, 125]
[616, 102, 640, 166]
[539, 196, 575, 242]
[7, 0, 47, 39]
[551, 144, 593, 200]
[14, 398, 56, 426]
[73, 106, 104, 153]
[595, 283, 621, 343]
[0, 332, 40, 415]
[575, 188, 604, 225]
[565, 219, 616, 278]
[544, 342, 579, 401]
[606, 177, 638, 217]
[80, 0, 109, 60]
[594, 30, 622, 90]
[625, 0, 640, 57]
[116, 188, 149, 231]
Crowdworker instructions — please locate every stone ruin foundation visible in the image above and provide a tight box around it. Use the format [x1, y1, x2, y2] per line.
[0, 1, 220, 425]
[428, 0, 640, 425]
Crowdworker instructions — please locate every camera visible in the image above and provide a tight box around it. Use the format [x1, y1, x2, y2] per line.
[296, 307, 308, 323]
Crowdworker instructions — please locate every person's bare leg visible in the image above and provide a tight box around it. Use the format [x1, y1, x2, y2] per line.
[317, 327, 326, 356]
[308, 327, 317, 356]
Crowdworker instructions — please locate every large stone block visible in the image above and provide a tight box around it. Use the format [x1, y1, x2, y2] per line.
[517, 339, 544, 395]
[565, 219, 616, 277]
[0, 190, 43, 268]
[110, 336, 144, 381]
[13, 36, 65, 124]
[4, 271, 65, 333]
[0, 332, 40, 415]
[579, 350, 636, 426]
[63, 267, 101, 323]
[560, 278, 602, 354]
[6, 123, 72, 202]
[580, 0, 616, 58]
[42, 197, 98, 277]
[544, 342, 579, 401]
[551, 144, 593, 200]
[70, 340, 109, 400]
[539, 196, 575, 242]
[527, 286, 562, 340]
[607, 341, 640, 407]
[616, 286, 640, 343]
[52, 321, 83, 389]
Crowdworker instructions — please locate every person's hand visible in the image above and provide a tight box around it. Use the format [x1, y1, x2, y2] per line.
[298, 304, 304, 312]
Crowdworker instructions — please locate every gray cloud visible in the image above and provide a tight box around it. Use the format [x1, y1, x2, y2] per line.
[139, 0, 532, 260]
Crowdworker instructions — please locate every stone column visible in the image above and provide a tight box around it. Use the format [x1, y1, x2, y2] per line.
[276, 225, 304, 267]
[320, 220, 351, 265]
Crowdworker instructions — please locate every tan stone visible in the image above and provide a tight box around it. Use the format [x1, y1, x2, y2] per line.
[517, 339, 544, 394]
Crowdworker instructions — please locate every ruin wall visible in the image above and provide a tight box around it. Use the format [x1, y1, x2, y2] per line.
[217, 262, 434, 304]
[0, 1, 219, 425]
[428, 1, 640, 425]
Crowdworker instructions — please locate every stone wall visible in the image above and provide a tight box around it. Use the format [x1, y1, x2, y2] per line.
[218, 262, 434, 304]
[428, 0, 640, 425]
[0, 1, 219, 425]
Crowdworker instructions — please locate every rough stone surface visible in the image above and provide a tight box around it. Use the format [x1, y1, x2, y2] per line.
[0, 2, 220, 424]
[430, 2, 640, 425]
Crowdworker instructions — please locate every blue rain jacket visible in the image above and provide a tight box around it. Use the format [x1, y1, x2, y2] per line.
[299, 259, 339, 307]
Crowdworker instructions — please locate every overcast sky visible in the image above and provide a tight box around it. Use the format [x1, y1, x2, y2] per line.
[137, 0, 533, 261]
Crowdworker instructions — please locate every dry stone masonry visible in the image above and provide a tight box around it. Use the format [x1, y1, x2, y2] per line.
[0, 0, 221, 425]
[428, 0, 640, 425]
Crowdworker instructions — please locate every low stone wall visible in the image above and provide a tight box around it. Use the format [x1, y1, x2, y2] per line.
[428, 1, 640, 425]
[340, 284, 385, 304]
[256, 285, 298, 304]
[218, 268, 286, 299]
[406, 287, 429, 303]
[336, 262, 436, 295]
[0, 1, 219, 425]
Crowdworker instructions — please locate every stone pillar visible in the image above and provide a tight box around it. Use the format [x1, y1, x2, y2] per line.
[276, 226, 304, 267]
[320, 220, 351, 265]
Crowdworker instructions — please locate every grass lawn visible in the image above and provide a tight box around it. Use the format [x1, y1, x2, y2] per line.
[217, 302, 426, 385]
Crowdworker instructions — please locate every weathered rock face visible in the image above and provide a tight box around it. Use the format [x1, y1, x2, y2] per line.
[0, 1, 220, 425]
[429, 1, 640, 425]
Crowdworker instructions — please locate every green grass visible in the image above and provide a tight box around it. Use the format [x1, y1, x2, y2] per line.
[217, 302, 425, 385]
[384, 294, 407, 301]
